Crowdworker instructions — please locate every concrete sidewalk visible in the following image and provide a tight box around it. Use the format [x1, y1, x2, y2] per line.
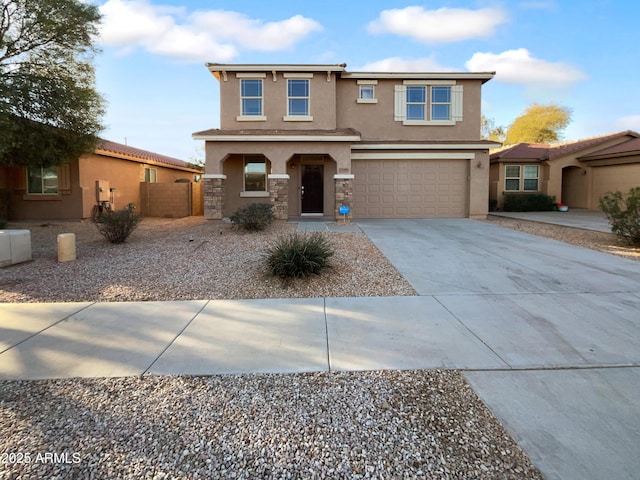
[490, 208, 611, 232]
[2, 293, 638, 379]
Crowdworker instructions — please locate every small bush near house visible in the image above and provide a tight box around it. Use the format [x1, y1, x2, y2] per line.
[0, 218, 6, 229]
[599, 187, 640, 246]
[230, 203, 274, 231]
[265, 232, 334, 280]
[503, 193, 556, 212]
[93, 208, 143, 244]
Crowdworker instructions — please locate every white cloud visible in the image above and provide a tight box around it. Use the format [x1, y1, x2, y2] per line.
[466, 48, 587, 87]
[614, 115, 640, 131]
[192, 11, 322, 51]
[368, 6, 508, 43]
[97, 0, 321, 62]
[356, 56, 456, 72]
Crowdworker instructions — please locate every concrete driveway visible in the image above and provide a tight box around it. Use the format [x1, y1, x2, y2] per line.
[357, 218, 640, 480]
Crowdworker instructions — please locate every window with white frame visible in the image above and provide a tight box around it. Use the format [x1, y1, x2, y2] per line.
[244, 155, 267, 192]
[406, 86, 426, 120]
[395, 83, 462, 125]
[523, 165, 539, 191]
[505, 165, 539, 191]
[27, 166, 58, 194]
[357, 80, 378, 103]
[431, 86, 451, 120]
[287, 79, 309, 116]
[240, 79, 263, 116]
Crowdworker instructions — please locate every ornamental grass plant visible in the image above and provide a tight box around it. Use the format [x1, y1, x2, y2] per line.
[265, 232, 334, 280]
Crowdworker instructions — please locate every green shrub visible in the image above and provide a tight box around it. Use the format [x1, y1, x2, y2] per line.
[503, 193, 555, 212]
[0, 218, 6, 229]
[93, 208, 143, 244]
[599, 187, 640, 246]
[230, 203, 274, 231]
[265, 232, 334, 280]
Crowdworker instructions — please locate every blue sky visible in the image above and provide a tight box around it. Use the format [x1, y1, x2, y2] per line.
[92, 0, 640, 161]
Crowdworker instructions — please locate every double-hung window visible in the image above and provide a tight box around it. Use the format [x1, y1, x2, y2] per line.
[287, 79, 309, 116]
[395, 82, 462, 125]
[240, 79, 263, 116]
[27, 166, 58, 194]
[431, 86, 451, 120]
[505, 165, 539, 191]
[406, 86, 426, 120]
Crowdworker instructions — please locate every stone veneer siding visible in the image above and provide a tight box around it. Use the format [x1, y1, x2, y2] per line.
[204, 177, 224, 219]
[268, 177, 289, 220]
[334, 177, 353, 221]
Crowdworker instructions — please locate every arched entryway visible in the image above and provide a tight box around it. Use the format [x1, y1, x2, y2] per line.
[561, 166, 588, 208]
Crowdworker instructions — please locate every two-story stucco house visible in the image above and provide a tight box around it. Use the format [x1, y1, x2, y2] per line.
[193, 63, 498, 220]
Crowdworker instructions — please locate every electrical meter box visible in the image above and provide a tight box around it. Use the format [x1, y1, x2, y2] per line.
[96, 180, 110, 202]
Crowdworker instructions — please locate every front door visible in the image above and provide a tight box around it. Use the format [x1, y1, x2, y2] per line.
[301, 164, 324, 214]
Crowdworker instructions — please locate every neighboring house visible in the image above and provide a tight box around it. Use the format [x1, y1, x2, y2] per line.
[0, 140, 202, 220]
[193, 63, 499, 220]
[489, 130, 640, 210]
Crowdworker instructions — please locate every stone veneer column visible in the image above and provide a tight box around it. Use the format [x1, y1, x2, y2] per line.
[202, 174, 226, 219]
[334, 174, 355, 221]
[268, 174, 289, 220]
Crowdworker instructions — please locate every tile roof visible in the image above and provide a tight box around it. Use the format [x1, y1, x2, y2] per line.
[491, 131, 640, 162]
[578, 136, 640, 159]
[95, 139, 200, 171]
[490, 143, 550, 161]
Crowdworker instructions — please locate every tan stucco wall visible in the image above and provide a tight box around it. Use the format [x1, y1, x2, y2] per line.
[4, 162, 83, 220]
[220, 72, 337, 130]
[2, 155, 199, 220]
[78, 154, 196, 218]
[335, 79, 483, 141]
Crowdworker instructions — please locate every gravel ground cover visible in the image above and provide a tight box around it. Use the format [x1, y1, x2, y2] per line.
[3, 214, 629, 479]
[0, 217, 416, 303]
[0, 371, 543, 479]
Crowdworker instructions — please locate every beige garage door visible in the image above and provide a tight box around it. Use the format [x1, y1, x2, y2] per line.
[592, 164, 640, 208]
[352, 159, 469, 218]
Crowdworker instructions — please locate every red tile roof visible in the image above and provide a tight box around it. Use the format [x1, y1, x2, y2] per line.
[491, 131, 640, 162]
[578, 136, 640, 159]
[95, 139, 200, 171]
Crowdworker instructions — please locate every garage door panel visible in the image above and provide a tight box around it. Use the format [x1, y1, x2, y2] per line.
[353, 158, 468, 218]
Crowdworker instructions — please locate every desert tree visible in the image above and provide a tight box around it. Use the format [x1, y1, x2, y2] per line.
[0, 0, 105, 166]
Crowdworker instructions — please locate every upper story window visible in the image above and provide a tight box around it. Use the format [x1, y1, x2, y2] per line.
[505, 165, 539, 191]
[287, 79, 309, 116]
[236, 73, 266, 121]
[431, 86, 451, 120]
[406, 86, 426, 120]
[356, 80, 378, 104]
[395, 82, 463, 125]
[240, 79, 263, 116]
[27, 166, 58, 194]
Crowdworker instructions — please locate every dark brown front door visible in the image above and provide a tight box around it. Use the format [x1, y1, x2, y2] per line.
[301, 164, 324, 214]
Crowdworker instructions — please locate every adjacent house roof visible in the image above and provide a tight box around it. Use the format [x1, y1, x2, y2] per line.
[490, 131, 640, 163]
[95, 140, 201, 172]
[578, 136, 640, 160]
